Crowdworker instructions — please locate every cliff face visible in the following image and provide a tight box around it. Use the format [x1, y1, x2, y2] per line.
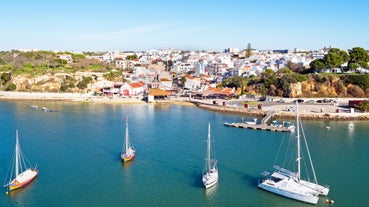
[243, 75, 367, 98]
[13, 74, 61, 92]
[11, 72, 97, 93]
[8, 73, 368, 98]
[291, 78, 343, 98]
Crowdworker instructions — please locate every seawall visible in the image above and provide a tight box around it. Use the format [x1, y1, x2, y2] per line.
[196, 104, 369, 121]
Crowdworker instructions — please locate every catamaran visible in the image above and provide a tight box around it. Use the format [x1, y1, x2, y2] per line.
[202, 123, 218, 189]
[121, 117, 136, 162]
[4, 130, 38, 192]
[258, 101, 329, 204]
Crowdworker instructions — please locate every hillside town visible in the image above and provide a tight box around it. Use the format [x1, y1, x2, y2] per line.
[1, 46, 369, 107]
[82, 47, 369, 100]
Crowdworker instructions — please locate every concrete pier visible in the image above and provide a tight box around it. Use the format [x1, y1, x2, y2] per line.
[224, 122, 293, 132]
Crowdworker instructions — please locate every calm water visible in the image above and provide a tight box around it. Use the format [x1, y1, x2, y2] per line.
[0, 100, 368, 207]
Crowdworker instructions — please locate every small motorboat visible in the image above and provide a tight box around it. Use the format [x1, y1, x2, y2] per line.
[42, 107, 53, 112]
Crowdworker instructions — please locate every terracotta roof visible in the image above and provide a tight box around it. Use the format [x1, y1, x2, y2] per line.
[219, 87, 233, 95]
[183, 74, 193, 79]
[160, 78, 171, 81]
[130, 82, 145, 88]
[148, 88, 172, 96]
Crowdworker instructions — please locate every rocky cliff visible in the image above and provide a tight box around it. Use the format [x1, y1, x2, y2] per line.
[10, 72, 101, 93]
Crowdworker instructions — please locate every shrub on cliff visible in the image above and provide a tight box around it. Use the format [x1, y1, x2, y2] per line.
[77, 76, 93, 90]
[5, 83, 16, 91]
[347, 85, 366, 97]
[341, 75, 369, 90]
[60, 76, 77, 92]
[1, 72, 11, 84]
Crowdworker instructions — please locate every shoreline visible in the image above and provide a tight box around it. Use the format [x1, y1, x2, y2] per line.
[197, 103, 369, 121]
[1, 91, 368, 121]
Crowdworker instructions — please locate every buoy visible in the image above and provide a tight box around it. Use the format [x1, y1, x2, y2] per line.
[330, 199, 335, 204]
[325, 199, 329, 203]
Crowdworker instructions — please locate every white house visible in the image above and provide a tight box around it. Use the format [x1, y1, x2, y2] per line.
[160, 78, 172, 90]
[56, 54, 73, 63]
[171, 62, 194, 73]
[120, 81, 146, 97]
[194, 62, 206, 77]
[183, 75, 201, 90]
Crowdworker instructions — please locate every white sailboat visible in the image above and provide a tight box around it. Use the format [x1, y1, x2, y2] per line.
[202, 123, 218, 189]
[4, 130, 38, 192]
[258, 101, 329, 204]
[121, 117, 136, 162]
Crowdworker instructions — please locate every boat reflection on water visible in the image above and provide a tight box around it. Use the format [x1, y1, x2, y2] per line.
[347, 122, 355, 141]
[348, 122, 354, 131]
[204, 183, 218, 200]
[121, 160, 134, 168]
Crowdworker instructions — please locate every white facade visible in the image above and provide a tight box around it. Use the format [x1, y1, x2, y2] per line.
[184, 76, 201, 90]
[194, 62, 206, 76]
[172, 63, 194, 73]
[160, 79, 172, 89]
[120, 82, 146, 96]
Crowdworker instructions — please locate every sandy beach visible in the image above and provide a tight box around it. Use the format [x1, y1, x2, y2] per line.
[1, 91, 368, 120]
[0, 91, 146, 104]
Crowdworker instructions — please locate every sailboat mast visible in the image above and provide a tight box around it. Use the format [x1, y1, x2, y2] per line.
[296, 101, 301, 180]
[125, 117, 129, 152]
[15, 130, 19, 177]
[207, 123, 211, 171]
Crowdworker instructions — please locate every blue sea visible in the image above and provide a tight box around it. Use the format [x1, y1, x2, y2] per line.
[0, 100, 368, 207]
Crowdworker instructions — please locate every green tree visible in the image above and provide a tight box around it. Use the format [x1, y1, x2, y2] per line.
[126, 55, 138, 60]
[260, 69, 277, 88]
[245, 43, 252, 58]
[358, 61, 368, 69]
[348, 47, 369, 70]
[222, 76, 245, 88]
[309, 59, 326, 71]
[348, 63, 358, 71]
[324, 48, 346, 69]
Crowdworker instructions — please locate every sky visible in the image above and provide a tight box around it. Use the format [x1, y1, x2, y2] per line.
[1, 0, 369, 52]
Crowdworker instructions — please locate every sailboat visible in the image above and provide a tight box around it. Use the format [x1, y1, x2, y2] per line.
[121, 117, 136, 162]
[258, 101, 329, 204]
[4, 130, 38, 192]
[202, 123, 218, 189]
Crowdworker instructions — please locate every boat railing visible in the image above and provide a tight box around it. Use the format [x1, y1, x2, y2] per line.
[273, 165, 298, 178]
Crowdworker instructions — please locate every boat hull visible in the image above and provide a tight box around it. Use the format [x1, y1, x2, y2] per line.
[258, 180, 319, 205]
[300, 180, 330, 196]
[7, 169, 38, 192]
[121, 150, 136, 163]
[202, 170, 218, 189]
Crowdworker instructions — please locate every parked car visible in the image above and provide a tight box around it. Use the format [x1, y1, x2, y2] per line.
[295, 99, 304, 103]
